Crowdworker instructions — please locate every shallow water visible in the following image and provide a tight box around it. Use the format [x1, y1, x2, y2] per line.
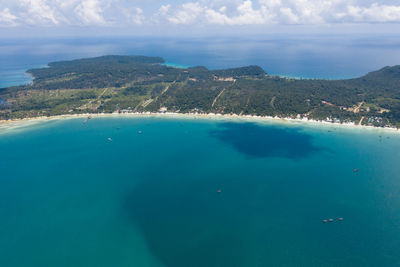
[0, 117, 400, 266]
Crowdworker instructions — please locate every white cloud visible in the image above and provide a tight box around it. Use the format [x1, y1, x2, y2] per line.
[347, 3, 400, 22]
[168, 0, 267, 25]
[157, 4, 171, 16]
[74, 0, 105, 25]
[167, 2, 204, 24]
[204, 8, 230, 24]
[159, 0, 400, 25]
[0, 8, 17, 26]
[0, 0, 399, 27]
[55, 0, 80, 9]
[152, 4, 170, 23]
[19, 0, 59, 25]
[280, 7, 299, 24]
[234, 0, 265, 24]
[122, 7, 144, 25]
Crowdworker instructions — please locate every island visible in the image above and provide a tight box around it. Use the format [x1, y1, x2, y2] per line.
[0, 55, 399, 128]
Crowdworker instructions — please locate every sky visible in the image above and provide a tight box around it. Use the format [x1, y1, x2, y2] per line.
[0, 0, 400, 37]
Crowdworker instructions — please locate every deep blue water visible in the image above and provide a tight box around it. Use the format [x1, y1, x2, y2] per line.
[0, 117, 400, 266]
[2, 35, 400, 88]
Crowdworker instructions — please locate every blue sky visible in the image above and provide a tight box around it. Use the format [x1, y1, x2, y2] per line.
[0, 0, 400, 36]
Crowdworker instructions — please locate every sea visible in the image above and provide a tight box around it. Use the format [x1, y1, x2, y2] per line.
[1, 36, 400, 267]
[2, 35, 400, 88]
[0, 117, 400, 266]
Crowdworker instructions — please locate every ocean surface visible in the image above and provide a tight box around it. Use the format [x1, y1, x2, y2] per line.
[0, 117, 400, 266]
[2, 35, 400, 88]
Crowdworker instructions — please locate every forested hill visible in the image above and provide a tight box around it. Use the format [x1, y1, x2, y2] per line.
[0, 55, 399, 128]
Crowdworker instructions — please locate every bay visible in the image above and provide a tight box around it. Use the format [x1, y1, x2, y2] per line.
[0, 117, 400, 266]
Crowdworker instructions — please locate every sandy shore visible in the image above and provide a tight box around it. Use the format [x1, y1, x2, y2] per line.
[0, 112, 399, 134]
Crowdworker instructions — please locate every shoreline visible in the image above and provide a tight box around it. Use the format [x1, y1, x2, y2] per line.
[0, 112, 399, 134]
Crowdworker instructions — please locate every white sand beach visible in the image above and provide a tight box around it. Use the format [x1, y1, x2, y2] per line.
[0, 112, 399, 135]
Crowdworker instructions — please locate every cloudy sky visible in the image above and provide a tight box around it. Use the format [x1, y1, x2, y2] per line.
[0, 0, 399, 36]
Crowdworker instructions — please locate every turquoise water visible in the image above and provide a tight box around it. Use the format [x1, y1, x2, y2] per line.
[163, 63, 190, 69]
[1, 117, 400, 266]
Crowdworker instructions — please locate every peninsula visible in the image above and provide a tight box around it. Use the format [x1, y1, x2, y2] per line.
[0, 55, 399, 128]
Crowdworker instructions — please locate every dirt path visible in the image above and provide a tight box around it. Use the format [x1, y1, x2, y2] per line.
[142, 99, 154, 108]
[212, 88, 226, 108]
[160, 84, 171, 96]
[136, 81, 176, 111]
[270, 96, 276, 109]
[358, 116, 365, 126]
[79, 87, 109, 109]
[354, 102, 364, 113]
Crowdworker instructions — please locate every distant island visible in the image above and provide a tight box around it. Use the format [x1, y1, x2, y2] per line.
[0, 55, 399, 128]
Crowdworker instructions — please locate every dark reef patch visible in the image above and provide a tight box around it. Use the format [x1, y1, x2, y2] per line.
[209, 122, 321, 159]
[123, 122, 323, 267]
[124, 176, 249, 267]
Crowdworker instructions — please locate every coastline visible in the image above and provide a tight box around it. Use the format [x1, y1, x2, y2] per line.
[0, 112, 399, 134]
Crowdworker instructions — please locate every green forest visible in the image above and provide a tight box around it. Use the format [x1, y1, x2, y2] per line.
[1, 55, 399, 128]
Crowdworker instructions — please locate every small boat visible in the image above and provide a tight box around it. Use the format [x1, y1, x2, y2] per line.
[108, 138, 113, 141]
[84, 116, 92, 124]
[322, 220, 328, 223]
[338, 218, 343, 221]
[138, 131, 142, 134]
[353, 168, 359, 173]
[217, 189, 222, 194]
[328, 219, 334, 222]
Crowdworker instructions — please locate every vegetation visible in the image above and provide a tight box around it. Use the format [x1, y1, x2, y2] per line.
[1, 55, 399, 128]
